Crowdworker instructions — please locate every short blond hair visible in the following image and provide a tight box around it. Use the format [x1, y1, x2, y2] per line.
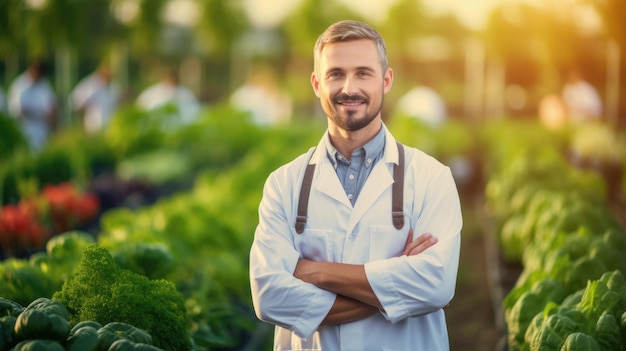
[313, 20, 389, 77]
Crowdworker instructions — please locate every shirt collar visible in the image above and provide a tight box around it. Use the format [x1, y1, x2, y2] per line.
[323, 125, 386, 169]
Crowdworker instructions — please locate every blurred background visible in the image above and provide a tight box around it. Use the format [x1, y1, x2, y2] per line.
[1, 1, 626, 351]
[1, 0, 625, 127]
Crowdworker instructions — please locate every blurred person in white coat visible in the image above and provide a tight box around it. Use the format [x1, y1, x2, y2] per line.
[69, 64, 120, 134]
[249, 20, 462, 351]
[395, 77, 447, 128]
[8, 60, 57, 151]
[136, 66, 200, 125]
[230, 64, 292, 126]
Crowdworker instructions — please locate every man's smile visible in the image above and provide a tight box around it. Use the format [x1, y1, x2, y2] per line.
[334, 94, 368, 108]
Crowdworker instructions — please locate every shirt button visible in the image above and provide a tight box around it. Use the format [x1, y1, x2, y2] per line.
[347, 194, 353, 200]
[337, 155, 343, 160]
[367, 158, 372, 164]
[348, 174, 355, 180]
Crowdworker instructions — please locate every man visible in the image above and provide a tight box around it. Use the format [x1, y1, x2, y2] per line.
[136, 65, 201, 125]
[8, 61, 57, 151]
[249, 20, 462, 350]
[69, 64, 120, 134]
[395, 78, 447, 129]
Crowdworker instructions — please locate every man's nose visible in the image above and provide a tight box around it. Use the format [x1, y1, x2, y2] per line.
[342, 76, 359, 95]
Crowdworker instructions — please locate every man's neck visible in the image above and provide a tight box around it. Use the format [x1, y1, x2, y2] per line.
[328, 119, 382, 160]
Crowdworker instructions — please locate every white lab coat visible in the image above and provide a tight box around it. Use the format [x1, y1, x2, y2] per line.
[70, 73, 120, 134]
[8, 72, 56, 151]
[250, 125, 462, 351]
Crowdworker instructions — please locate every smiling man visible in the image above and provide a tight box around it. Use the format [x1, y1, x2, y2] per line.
[249, 20, 462, 350]
[312, 35, 389, 134]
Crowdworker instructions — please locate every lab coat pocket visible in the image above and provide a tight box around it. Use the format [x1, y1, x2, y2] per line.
[292, 228, 333, 262]
[369, 224, 409, 261]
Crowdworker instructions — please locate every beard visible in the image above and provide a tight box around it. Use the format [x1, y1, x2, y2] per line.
[325, 93, 383, 131]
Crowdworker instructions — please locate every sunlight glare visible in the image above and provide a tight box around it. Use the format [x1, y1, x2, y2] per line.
[243, 0, 304, 28]
[162, 0, 201, 28]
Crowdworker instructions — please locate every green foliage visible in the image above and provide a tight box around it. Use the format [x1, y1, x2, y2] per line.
[13, 297, 71, 342]
[0, 297, 22, 350]
[0, 296, 172, 351]
[44, 231, 95, 259]
[104, 106, 169, 159]
[94, 113, 324, 349]
[0, 129, 98, 205]
[64, 324, 98, 351]
[11, 339, 65, 351]
[0, 258, 53, 306]
[115, 149, 193, 186]
[505, 279, 568, 348]
[108, 338, 164, 351]
[527, 310, 580, 351]
[569, 123, 626, 164]
[559, 332, 601, 351]
[52, 244, 191, 351]
[0, 231, 95, 306]
[489, 120, 626, 351]
[621, 311, 626, 348]
[111, 242, 175, 280]
[1, 315, 18, 351]
[0, 112, 27, 163]
[511, 227, 626, 304]
[594, 313, 621, 351]
[387, 116, 476, 159]
[167, 105, 268, 170]
[197, 0, 248, 55]
[96, 322, 153, 351]
[515, 271, 626, 351]
[0, 297, 24, 317]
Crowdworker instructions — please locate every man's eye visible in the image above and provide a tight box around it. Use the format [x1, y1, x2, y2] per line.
[357, 71, 371, 77]
[329, 72, 342, 78]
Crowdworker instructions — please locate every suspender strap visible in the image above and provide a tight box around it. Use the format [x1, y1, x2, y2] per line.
[295, 141, 405, 234]
[392, 141, 405, 229]
[295, 162, 315, 234]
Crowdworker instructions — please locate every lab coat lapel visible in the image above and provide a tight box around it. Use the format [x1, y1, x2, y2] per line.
[348, 126, 400, 232]
[314, 161, 352, 208]
[348, 163, 394, 231]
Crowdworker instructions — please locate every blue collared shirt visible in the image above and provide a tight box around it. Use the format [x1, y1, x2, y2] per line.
[324, 126, 386, 206]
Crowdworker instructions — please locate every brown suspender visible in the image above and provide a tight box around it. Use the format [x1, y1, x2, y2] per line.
[392, 141, 405, 229]
[295, 163, 316, 234]
[295, 141, 405, 234]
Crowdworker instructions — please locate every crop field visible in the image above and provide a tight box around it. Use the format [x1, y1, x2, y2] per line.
[1, 107, 625, 350]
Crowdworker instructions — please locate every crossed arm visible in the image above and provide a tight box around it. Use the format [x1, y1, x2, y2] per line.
[293, 230, 438, 325]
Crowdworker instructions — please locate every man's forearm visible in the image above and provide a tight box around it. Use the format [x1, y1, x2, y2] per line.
[321, 295, 378, 325]
[294, 260, 382, 309]
[294, 231, 439, 325]
[294, 231, 438, 310]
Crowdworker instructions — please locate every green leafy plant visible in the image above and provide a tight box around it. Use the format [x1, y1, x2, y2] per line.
[52, 244, 191, 351]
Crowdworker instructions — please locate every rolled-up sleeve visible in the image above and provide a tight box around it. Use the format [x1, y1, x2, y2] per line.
[364, 166, 462, 323]
[250, 167, 336, 338]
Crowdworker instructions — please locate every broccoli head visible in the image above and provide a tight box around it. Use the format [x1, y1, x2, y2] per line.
[52, 244, 191, 351]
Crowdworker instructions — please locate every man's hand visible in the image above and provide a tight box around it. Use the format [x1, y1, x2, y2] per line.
[402, 229, 438, 256]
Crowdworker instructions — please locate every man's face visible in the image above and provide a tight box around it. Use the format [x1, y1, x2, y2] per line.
[311, 39, 393, 131]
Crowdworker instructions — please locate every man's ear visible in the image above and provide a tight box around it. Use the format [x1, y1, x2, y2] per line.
[383, 68, 394, 94]
[311, 72, 321, 97]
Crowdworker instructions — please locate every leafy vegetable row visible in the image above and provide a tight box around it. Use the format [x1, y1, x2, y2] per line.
[2, 107, 327, 350]
[1, 238, 190, 351]
[1, 296, 165, 351]
[483, 121, 626, 350]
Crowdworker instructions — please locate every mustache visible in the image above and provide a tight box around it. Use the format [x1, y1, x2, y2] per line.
[334, 93, 368, 103]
